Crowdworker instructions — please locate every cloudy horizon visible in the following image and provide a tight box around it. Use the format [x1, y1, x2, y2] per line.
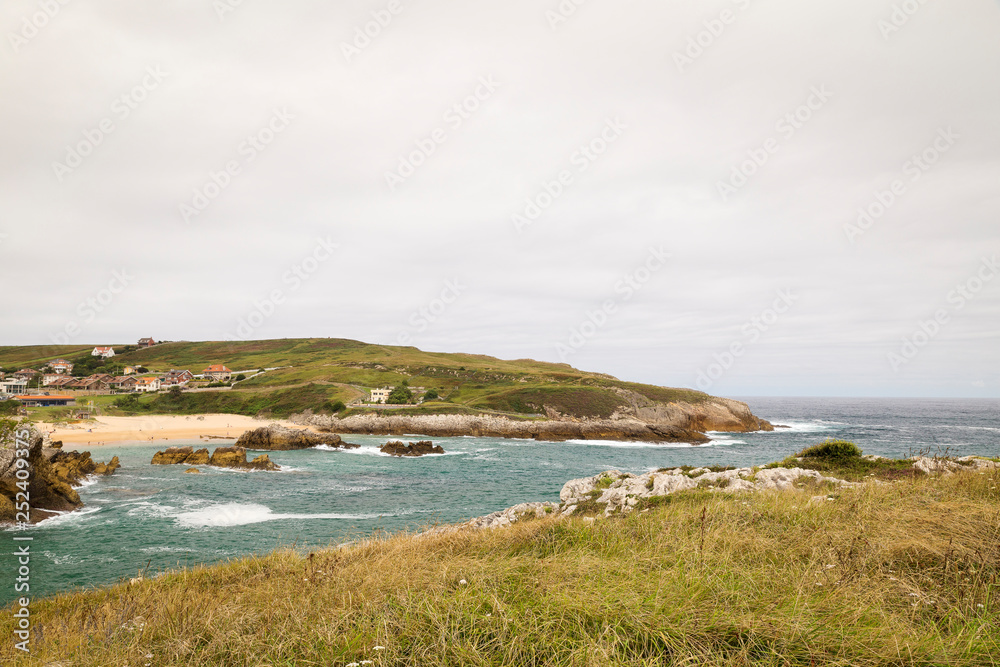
[1, 0, 998, 398]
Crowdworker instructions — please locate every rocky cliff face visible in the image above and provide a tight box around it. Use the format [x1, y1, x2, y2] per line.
[295, 396, 771, 444]
[235, 424, 355, 450]
[1, 427, 119, 524]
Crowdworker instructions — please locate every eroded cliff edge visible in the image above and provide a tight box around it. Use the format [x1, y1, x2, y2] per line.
[0, 427, 119, 524]
[294, 394, 772, 444]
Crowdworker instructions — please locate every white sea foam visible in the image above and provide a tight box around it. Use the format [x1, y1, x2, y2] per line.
[174, 503, 383, 528]
[31, 506, 101, 529]
[769, 420, 842, 433]
[564, 439, 718, 449]
[139, 545, 194, 554]
[125, 502, 177, 519]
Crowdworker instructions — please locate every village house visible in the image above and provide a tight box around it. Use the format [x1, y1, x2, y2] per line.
[107, 376, 138, 393]
[137, 337, 156, 348]
[123, 366, 138, 375]
[48, 359, 74, 374]
[162, 369, 194, 385]
[92, 346, 115, 358]
[16, 395, 75, 408]
[67, 376, 109, 393]
[0, 378, 28, 396]
[369, 387, 393, 403]
[45, 376, 77, 389]
[202, 365, 232, 382]
[135, 377, 161, 392]
[42, 374, 64, 387]
[13, 369, 40, 381]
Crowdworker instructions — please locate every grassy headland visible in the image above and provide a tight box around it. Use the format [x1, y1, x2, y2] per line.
[3, 451, 998, 666]
[0, 338, 714, 420]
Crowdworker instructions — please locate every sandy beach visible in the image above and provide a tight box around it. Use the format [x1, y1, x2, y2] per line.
[35, 414, 311, 446]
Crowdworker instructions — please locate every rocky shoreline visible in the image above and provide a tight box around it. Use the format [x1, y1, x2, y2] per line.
[294, 396, 773, 444]
[0, 428, 120, 524]
[421, 455, 1000, 534]
[235, 423, 356, 450]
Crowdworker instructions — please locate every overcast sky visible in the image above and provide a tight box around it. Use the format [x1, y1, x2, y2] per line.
[1, 0, 998, 398]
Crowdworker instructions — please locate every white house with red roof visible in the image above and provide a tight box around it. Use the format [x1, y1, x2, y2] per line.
[202, 365, 232, 381]
[135, 376, 161, 392]
[48, 359, 74, 374]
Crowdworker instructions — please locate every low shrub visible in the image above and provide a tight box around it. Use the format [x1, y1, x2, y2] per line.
[797, 439, 863, 461]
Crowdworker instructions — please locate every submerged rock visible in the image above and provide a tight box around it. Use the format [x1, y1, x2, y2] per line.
[380, 440, 444, 457]
[184, 468, 201, 474]
[235, 423, 355, 451]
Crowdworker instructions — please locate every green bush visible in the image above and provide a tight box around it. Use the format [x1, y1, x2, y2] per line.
[423, 389, 439, 401]
[797, 440, 863, 461]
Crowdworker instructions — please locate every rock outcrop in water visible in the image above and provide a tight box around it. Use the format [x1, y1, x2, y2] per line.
[151, 447, 210, 466]
[209, 447, 280, 471]
[380, 440, 445, 457]
[235, 423, 355, 450]
[152, 445, 281, 471]
[295, 396, 771, 444]
[1, 427, 119, 524]
[50, 450, 120, 481]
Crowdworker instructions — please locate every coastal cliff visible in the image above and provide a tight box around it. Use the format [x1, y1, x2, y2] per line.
[0, 427, 118, 524]
[295, 396, 771, 443]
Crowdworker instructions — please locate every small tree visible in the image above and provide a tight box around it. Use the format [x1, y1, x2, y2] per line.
[423, 389, 439, 401]
[234, 374, 246, 382]
[168, 385, 183, 399]
[386, 385, 413, 404]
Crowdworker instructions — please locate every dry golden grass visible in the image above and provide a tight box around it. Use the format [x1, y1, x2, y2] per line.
[4, 469, 999, 666]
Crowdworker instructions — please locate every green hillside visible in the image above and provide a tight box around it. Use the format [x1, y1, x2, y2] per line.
[0, 338, 711, 420]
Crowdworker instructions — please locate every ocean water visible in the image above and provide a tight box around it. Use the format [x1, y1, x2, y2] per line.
[4, 397, 998, 604]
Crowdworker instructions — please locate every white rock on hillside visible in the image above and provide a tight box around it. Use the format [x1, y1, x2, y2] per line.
[911, 456, 1000, 475]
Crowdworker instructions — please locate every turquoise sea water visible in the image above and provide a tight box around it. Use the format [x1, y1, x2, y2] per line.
[4, 397, 999, 604]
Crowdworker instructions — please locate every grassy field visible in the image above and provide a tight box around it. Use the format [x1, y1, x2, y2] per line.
[4, 462, 998, 666]
[1, 339, 717, 420]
